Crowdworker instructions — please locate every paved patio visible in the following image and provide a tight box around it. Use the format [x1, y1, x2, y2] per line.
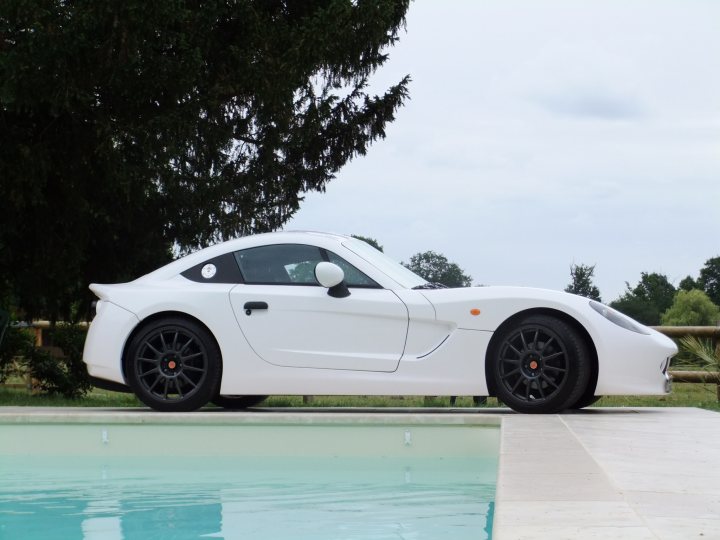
[494, 407, 720, 540]
[1, 406, 718, 539]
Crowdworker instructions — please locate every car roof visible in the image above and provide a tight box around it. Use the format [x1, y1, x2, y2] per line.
[134, 231, 352, 282]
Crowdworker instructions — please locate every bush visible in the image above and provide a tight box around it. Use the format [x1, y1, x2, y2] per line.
[661, 289, 720, 326]
[0, 324, 91, 398]
[30, 324, 91, 398]
[0, 326, 34, 383]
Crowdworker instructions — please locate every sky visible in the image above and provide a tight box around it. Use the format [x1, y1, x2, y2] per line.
[285, 0, 720, 301]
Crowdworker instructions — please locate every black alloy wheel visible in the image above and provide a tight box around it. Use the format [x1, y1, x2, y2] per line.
[212, 395, 268, 409]
[490, 315, 590, 414]
[126, 317, 221, 412]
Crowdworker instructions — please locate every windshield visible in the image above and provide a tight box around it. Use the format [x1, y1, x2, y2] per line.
[342, 237, 428, 289]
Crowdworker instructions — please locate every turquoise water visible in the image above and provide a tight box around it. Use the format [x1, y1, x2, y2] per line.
[0, 424, 497, 539]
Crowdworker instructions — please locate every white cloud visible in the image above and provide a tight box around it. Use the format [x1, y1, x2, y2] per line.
[532, 88, 646, 120]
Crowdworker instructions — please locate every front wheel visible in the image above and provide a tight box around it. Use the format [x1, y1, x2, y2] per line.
[125, 317, 222, 412]
[489, 315, 590, 414]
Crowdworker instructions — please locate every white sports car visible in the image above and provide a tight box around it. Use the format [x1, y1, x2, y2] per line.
[84, 231, 677, 413]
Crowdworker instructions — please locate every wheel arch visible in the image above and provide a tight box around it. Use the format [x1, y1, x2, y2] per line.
[121, 310, 223, 385]
[484, 307, 598, 398]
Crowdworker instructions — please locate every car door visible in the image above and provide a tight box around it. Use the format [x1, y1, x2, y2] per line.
[228, 243, 408, 372]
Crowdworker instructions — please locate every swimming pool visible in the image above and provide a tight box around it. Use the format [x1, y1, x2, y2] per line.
[0, 415, 499, 539]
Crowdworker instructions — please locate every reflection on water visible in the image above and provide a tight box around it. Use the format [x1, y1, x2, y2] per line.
[0, 456, 495, 539]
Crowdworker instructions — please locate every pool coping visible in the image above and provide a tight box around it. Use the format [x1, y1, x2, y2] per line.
[2, 406, 719, 539]
[0, 406, 502, 426]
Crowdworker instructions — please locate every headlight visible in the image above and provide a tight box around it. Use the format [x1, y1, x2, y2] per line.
[589, 300, 651, 335]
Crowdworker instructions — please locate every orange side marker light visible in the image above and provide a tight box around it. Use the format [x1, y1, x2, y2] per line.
[470, 308, 481, 316]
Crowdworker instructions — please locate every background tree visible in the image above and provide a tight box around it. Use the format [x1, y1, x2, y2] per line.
[678, 276, 699, 292]
[661, 289, 720, 326]
[403, 251, 472, 288]
[610, 272, 676, 325]
[0, 0, 411, 320]
[564, 263, 602, 301]
[698, 256, 720, 306]
[351, 235, 384, 252]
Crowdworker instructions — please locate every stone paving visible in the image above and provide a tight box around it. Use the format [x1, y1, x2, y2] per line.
[495, 408, 720, 540]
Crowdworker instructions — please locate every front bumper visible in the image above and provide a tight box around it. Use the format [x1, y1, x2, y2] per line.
[595, 328, 678, 396]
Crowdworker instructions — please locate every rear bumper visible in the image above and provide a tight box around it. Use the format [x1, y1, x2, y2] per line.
[83, 301, 139, 386]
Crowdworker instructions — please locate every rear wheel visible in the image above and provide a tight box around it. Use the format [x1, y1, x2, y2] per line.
[570, 394, 602, 409]
[489, 315, 590, 414]
[212, 395, 268, 409]
[125, 317, 221, 412]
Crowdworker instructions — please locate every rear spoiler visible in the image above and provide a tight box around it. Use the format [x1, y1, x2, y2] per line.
[89, 283, 113, 300]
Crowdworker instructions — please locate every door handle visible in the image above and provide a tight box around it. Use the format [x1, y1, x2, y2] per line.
[243, 301, 268, 316]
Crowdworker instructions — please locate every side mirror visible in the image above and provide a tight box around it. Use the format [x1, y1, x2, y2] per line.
[315, 262, 350, 298]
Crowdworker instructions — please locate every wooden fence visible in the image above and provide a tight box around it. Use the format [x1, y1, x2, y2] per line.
[652, 325, 720, 341]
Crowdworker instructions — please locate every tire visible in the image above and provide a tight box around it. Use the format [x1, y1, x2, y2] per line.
[489, 314, 590, 414]
[212, 395, 268, 409]
[570, 394, 602, 409]
[125, 317, 222, 412]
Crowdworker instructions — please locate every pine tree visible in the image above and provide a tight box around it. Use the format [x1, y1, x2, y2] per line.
[565, 264, 602, 301]
[0, 0, 411, 318]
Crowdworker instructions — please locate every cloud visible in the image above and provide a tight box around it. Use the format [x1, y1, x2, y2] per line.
[533, 88, 646, 120]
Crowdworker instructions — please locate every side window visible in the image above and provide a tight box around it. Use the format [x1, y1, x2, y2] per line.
[233, 244, 381, 288]
[326, 251, 380, 288]
[234, 244, 324, 285]
[181, 253, 244, 283]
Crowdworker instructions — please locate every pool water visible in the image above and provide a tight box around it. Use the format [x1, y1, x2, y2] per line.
[0, 423, 498, 540]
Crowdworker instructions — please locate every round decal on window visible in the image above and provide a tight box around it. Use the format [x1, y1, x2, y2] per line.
[201, 264, 217, 279]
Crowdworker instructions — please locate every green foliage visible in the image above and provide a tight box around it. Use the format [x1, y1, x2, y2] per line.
[403, 251, 472, 288]
[679, 275, 698, 292]
[0, 326, 34, 383]
[698, 256, 720, 306]
[0, 307, 8, 348]
[0, 324, 90, 398]
[661, 289, 720, 327]
[679, 336, 720, 370]
[44, 324, 92, 397]
[564, 263, 601, 301]
[610, 272, 676, 325]
[0, 0, 411, 320]
[351, 235, 384, 252]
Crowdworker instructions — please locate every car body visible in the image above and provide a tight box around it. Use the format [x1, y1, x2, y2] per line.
[83, 231, 677, 412]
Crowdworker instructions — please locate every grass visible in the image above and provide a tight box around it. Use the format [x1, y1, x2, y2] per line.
[0, 386, 142, 407]
[0, 383, 718, 411]
[595, 383, 720, 411]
